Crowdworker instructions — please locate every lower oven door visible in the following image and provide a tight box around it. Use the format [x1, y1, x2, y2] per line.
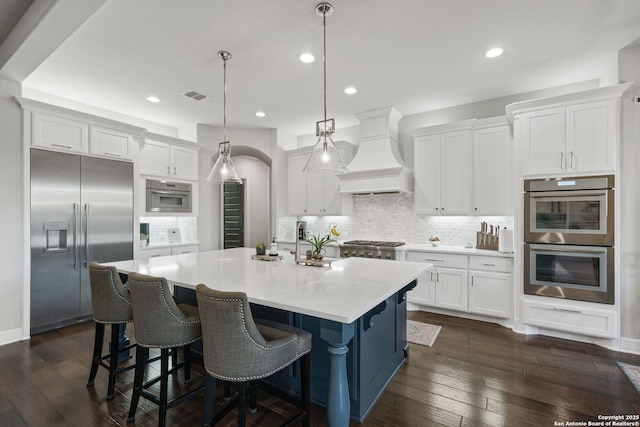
[524, 243, 614, 304]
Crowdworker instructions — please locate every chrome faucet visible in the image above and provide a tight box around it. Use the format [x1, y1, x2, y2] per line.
[294, 221, 307, 260]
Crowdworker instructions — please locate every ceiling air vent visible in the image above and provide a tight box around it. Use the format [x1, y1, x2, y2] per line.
[183, 89, 209, 101]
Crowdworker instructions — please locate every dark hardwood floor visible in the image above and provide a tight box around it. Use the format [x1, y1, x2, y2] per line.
[1, 312, 639, 426]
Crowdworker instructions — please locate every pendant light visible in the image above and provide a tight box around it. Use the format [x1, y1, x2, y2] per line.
[205, 50, 242, 184]
[303, 2, 347, 173]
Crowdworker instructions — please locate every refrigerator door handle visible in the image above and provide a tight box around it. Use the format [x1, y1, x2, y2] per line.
[73, 203, 79, 270]
[84, 203, 90, 268]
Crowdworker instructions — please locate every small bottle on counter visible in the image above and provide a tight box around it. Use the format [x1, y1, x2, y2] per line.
[269, 237, 278, 256]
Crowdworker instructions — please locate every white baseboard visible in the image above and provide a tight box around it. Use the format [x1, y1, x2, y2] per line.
[620, 337, 640, 355]
[0, 327, 26, 347]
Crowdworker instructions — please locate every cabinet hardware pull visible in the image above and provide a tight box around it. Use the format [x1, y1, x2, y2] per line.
[482, 263, 496, 266]
[52, 143, 72, 149]
[471, 277, 474, 286]
[560, 152, 565, 169]
[84, 203, 90, 268]
[436, 273, 439, 282]
[552, 307, 581, 314]
[103, 152, 121, 157]
[173, 167, 177, 176]
[569, 151, 574, 168]
[166, 166, 170, 175]
[73, 203, 78, 270]
[425, 259, 444, 262]
[430, 272, 434, 282]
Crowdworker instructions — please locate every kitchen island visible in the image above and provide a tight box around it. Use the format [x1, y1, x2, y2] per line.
[105, 247, 430, 426]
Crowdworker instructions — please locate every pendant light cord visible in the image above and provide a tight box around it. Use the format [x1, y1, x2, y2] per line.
[222, 55, 227, 142]
[322, 9, 327, 126]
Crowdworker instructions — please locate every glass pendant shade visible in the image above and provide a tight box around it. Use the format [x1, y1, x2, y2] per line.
[303, 118, 347, 172]
[205, 141, 242, 183]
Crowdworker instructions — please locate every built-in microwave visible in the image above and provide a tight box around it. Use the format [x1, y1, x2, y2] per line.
[524, 243, 614, 304]
[524, 175, 614, 246]
[146, 179, 192, 213]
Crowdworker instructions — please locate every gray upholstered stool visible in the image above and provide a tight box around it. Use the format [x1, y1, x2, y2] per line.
[126, 272, 203, 427]
[86, 262, 136, 400]
[195, 285, 311, 427]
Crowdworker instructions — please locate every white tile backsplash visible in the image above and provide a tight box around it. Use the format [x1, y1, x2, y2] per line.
[140, 216, 198, 245]
[277, 193, 513, 246]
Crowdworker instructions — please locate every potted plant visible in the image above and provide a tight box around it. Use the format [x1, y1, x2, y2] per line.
[255, 242, 266, 255]
[308, 234, 330, 260]
[305, 249, 313, 260]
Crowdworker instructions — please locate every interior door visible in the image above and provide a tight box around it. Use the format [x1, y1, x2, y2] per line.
[223, 181, 245, 248]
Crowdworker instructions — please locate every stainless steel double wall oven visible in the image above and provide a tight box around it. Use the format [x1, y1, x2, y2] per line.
[524, 175, 614, 304]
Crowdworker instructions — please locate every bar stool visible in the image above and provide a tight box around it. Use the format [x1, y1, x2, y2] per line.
[126, 272, 203, 427]
[195, 284, 311, 427]
[86, 262, 137, 400]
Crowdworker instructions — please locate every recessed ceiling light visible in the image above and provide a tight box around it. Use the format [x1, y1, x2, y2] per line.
[344, 87, 357, 95]
[256, 111, 266, 118]
[146, 96, 160, 103]
[299, 53, 315, 63]
[485, 47, 504, 58]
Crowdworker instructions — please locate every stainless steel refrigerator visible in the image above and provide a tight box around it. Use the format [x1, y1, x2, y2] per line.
[30, 148, 133, 334]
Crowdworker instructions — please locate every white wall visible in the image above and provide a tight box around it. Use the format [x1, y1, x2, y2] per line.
[233, 156, 271, 247]
[0, 77, 25, 342]
[617, 44, 640, 342]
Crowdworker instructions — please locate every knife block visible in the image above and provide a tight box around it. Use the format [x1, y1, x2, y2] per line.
[476, 232, 499, 251]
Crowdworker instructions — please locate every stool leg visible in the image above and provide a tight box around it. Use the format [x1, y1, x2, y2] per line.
[301, 353, 310, 427]
[202, 374, 217, 425]
[171, 346, 178, 367]
[87, 322, 105, 387]
[106, 324, 120, 400]
[249, 381, 257, 414]
[127, 346, 148, 423]
[223, 381, 231, 401]
[238, 382, 246, 427]
[158, 348, 170, 427]
[183, 343, 191, 382]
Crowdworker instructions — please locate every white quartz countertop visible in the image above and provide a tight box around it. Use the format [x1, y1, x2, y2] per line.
[105, 247, 430, 324]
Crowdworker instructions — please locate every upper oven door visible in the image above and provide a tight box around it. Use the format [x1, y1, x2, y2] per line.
[524, 188, 614, 246]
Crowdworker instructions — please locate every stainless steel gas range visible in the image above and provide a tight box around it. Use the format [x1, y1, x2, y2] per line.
[339, 240, 405, 260]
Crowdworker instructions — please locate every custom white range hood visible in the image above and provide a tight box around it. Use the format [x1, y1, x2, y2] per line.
[338, 107, 413, 194]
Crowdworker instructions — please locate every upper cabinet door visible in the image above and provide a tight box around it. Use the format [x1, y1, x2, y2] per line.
[287, 152, 308, 216]
[139, 140, 171, 177]
[170, 145, 199, 181]
[414, 135, 440, 215]
[439, 131, 469, 215]
[471, 124, 512, 215]
[32, 112, 89, 154]
[520, 107, 566, 177]
[566, 99, 616, 174]
[89, 126, 133, 160]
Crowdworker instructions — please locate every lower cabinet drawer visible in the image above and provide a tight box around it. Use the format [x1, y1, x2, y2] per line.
[522, 300, 616, 338]
[405, 251, 468, 269]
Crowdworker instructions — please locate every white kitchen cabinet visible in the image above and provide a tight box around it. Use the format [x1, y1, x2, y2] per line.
[468, 255, 513, 318]
[406, 251, 468, 312]
[413, 122, 472, 215]
[286, 142, 355, 216]
[138, 247, 171, 261]
[90, 126, 134, 160]
[139, 136, 199, 181]
[471, 118, 513, 215]
[32, 112, 89, 154]
[522, 297, 616, 338]
[171, 244, 199, 255]
[507, 85, 630, 178]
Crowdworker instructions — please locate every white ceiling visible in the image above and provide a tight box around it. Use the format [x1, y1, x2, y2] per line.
[7, 0, 640, 137]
